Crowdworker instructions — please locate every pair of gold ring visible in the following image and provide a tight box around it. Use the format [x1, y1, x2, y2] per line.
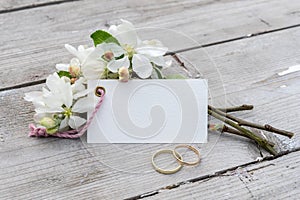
[151, 145, 201, 174]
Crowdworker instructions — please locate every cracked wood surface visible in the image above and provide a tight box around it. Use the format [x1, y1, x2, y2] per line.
[144, 150, 300, 200]
[1, 0, 300, 199]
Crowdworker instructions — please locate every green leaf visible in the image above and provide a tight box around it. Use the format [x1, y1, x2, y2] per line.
[165, 74, 186, 79]
[57, 71, 72, 79]
[90, 30, 120, 46]
[153, 66, 164, 79]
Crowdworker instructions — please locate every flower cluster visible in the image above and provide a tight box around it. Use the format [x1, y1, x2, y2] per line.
[25, 19, 170, 134]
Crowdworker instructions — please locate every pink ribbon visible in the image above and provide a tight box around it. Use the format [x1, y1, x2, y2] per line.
[28, 88, 105, 139]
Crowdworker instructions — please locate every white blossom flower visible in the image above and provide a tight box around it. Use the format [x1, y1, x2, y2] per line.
[25, 73, 92, 130]
[60, 44, 107, 80]
[95, 43, 128, 73]
[108, 19, 168, 78]
[65, 44, 94, 64]
[80, 47, 107, 80]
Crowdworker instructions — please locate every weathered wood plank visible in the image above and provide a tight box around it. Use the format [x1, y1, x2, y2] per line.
[180, 27, 300, 97]
[144, 150, 300, 200]
[0, 84, 275, 199]
[1, 84, 299, 199]
[1, 0, 300, 89]
[179, 27, 300, 153]
[0, 0, 75, 12]
[1, 18, 300, 199]
[0, 69, 299, 199]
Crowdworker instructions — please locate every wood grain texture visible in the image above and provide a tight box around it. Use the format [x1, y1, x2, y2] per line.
[0, 85, 263, 199]
[1, 0, 300, 89]
[0, 35, 300, 199]
[0, 0, 75, 12]
[144, 150, 300, 200]
[1, 0, 300, 199]
[179, 27, 300, 154]
[180, 27, 300, 97]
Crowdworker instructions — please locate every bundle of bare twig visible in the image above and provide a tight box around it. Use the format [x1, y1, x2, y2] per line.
[208, 104, 294, 156]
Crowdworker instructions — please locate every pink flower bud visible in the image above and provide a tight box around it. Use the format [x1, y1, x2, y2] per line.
[104, 51, 114, 61]
[118, 67, 129, 82]
[69, 65, 81, 77]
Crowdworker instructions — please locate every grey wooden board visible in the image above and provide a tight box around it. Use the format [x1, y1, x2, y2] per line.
[1, 28, 300, 199]
[0, 85, 299, 199]
[0, 0, 74, 11]
[1, 0, 300, 199]
[145, 150, 300, 200]
[1, 0, 300, 89]
[179, 26, 300, 97]
[0, 84, 262, 199]
[183, 27, 300, 154]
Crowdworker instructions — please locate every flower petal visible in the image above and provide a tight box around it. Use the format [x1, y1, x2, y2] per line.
[108, 25, 118, 36]
[45, 73, 61, 92]
[71, 77, 86, 95]
[65, 44, 94, 63]
[148, 56, 166, 67]
[70, 58, 81, 67]
[59, 118, 69, 129]
[55, 63, 69, 71]
[35, 106, 64, 114]
[81, 68, 103, 80]
[81, 48, 107, 80]
[135, 45, 168, 57]
[59, 81, 73, 108]
[42, 93, 63, 109]
[72, 97, 93, 113]
[109, 19, 139, 47]
[73, 88, 93, 100]
[97, 43, 125, 57]
[45, 73, 73, 108]
[69, 116, 86, 129]
[65, 44, 79, 58]
[81, 60, 106, 80]
[107, 56, 130, 73]
[24, 91, 43, 102]
[132, 54, 153, 78]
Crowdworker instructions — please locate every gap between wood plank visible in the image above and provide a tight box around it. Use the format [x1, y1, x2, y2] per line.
[0, 79, 46, 92]
[1, 22, 300, 93]
[166, 23, 300, 55]
[0, 0, 81, 14]
[124, 147, 300, 200]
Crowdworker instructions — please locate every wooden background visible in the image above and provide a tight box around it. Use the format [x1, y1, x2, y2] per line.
[0, 0, 299, 199]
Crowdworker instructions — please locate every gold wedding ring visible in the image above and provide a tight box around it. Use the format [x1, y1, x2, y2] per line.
[152, 145, 201, 174]
[152, 149, 183, 174]
[173, 145, 201, 166]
